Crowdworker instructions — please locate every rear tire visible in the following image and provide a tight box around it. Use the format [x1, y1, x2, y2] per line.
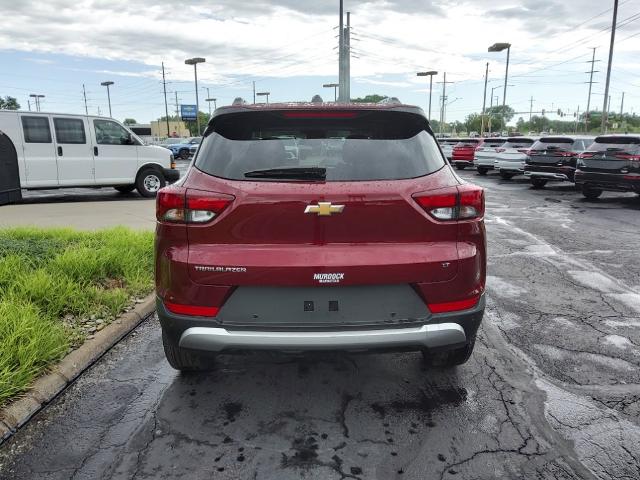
[179, 148, 190, 160]
[422, 336, 476, 368]
[455, 164, 466, 170]
[500, 171, 514, 180]
[114, 185, 135, 193]
[582, 185, 603, 200]
[530, 178, 548, 189]
[136, 167, 166, 198]
[162, 330, 214, 372]
[476, 167, 488, 176]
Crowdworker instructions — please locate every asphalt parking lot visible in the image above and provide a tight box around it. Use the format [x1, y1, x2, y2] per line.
[1, 169, 639, 479]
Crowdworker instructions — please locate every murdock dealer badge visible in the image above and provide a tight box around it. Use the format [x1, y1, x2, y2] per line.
[313, 273, 345, 284]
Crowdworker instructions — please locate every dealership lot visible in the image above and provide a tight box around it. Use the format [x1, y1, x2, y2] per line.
[1, 170, 638, 480]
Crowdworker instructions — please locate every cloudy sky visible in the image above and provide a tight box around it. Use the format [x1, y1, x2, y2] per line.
[1, 0, 639, 125]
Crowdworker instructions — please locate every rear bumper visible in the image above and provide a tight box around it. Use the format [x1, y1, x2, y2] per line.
[496, 162, 525, 173]
[162, 168, 180, 183]
[157, 294, 485, 353]
[574, 171, 640, 192]
[524, 165, 574, 182]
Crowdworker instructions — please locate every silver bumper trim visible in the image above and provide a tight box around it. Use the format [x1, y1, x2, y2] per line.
[524, 171, 569, 180]
[179, 323, 467, 352]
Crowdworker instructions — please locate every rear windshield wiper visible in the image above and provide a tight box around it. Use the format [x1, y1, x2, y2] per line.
[244, 167, 326, 180]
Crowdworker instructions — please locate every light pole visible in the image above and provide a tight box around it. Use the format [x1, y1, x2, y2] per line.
[416, 71, 438, 122]
[29, 94, 45, 112]
[488, 42, 511, 110]
[323, 83, 339, 102]
[256, 92, 270, 104]
[185, 57, 206, 134]
[100, 81, 114, 117]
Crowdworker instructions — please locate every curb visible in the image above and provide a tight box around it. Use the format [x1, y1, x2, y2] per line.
[0, 293, 157, 446]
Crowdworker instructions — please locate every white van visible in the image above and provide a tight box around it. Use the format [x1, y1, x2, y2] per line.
[0, 111, 179, 204]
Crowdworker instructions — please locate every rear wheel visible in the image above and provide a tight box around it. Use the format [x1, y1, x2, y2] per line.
[114, 185, 135, 193]
[500, 171, 515, 180]
[455, 164, 466, 170]
[530, 178, 548, 189]
[422, 336, 476, 368]
[476, 167, 488, 175]
[179, 148, 190, 160]
[582, 185, 603, 200]
[136, 167, 166, 198]
[162, 330, 214, 372]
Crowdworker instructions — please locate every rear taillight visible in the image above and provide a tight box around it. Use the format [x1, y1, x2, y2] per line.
[413, 185, 484, 221]
[156, 186, 234, 223]
[615, 154, 640, 161]
[578, 152, 595, 159]
[517, 149, 531, 154]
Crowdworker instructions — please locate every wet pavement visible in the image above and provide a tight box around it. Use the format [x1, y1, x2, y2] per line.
[1, 169, 639, 479]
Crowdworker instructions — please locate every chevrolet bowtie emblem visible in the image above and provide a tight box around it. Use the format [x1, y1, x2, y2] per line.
[304, 202, 345, 216]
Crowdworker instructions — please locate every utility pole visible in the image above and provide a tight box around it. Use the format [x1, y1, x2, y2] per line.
[205, 87, 212, 117]
[529, 96, 534, 122]
[82, 84, 88, 115]
[601, 0, 618, 133]
[585, 47, 599, 132]
[252, 81, 256, 104]
[344, 11, 351, 102]
[575, 105, 580, 133]
[437, 73, 453, 135]
[620, 92, 625, 117]
[174, 91, 179, 119]
[481, 62, 488, 136]
[162, 62, 170, 137]
[27, 100, 31, 111]
[338, 0, 344, 102]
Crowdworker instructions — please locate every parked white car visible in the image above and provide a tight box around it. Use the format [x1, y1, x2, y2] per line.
[494, 137, 538, 179]
[0, 111, 179, 205]
[474, 138, 506, 175]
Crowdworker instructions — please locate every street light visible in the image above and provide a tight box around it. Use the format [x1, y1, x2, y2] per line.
[185, 57, 206, 134]
[416, 71, 438, 122]
[323, 83, 339, 102]
[256, 92, 270, 104]
[100, 81, 114, 117]
[29, 94, 45, 112]
[488, 42, 511, 109]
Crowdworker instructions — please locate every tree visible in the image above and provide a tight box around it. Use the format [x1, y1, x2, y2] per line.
[351, 94, 388, 103]
[184, 111, 210, 136]
[123, 118, 137, 125]
[0, 96, 20, 110]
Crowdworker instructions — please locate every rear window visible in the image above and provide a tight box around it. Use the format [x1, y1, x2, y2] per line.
[591, 136, 640, 153]
[457, 139, 480, 145]
[502, 138, 534, 148]
[483, 139, 505, 146]
[196, 111, 446, 181]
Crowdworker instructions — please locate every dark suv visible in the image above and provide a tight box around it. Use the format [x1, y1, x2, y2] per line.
[574, 135, 640, 199]
[524, 136, 595, 188]
[155, 101, 486, 371]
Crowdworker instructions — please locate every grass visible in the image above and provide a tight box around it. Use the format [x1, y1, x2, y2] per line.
[0, 227, 154, 406]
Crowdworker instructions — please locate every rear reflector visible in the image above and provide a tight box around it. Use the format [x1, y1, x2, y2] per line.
[428, 296, 479, 314]
[164, 301, 220, 317]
